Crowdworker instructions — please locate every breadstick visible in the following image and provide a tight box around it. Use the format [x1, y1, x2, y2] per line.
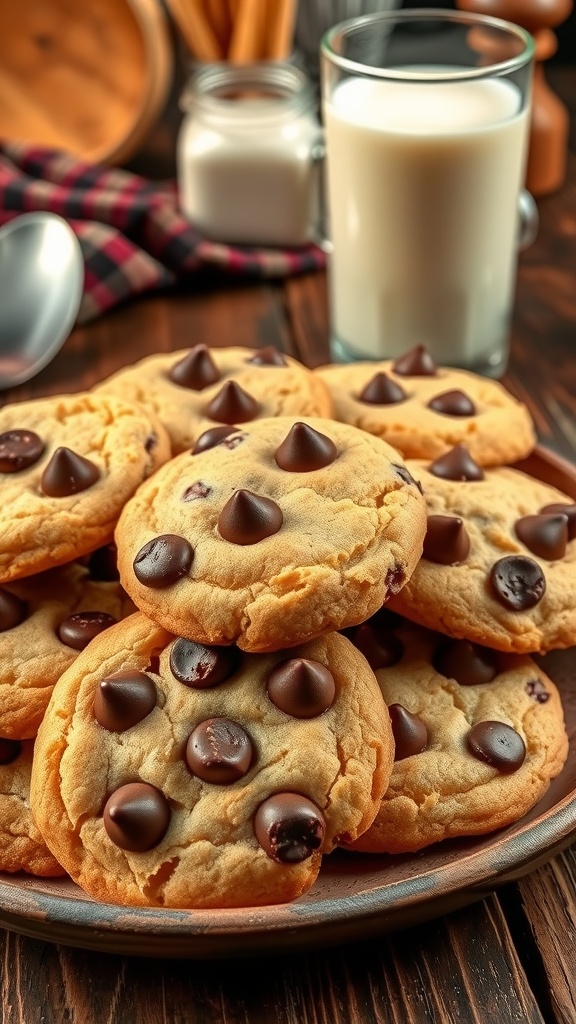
[228, 0, 262, 63]
[267, 0, 297, 60]
[166, 0, 223, 61]
[204, 0, 232, 53]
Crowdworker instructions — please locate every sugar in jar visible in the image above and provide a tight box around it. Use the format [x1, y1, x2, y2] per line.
[177, 63, 322, 247]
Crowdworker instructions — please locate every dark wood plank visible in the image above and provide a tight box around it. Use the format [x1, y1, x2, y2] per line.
[0, 897, 545, 1024]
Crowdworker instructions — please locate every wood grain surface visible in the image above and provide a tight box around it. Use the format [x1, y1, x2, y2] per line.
[0, 63, 574, 1024]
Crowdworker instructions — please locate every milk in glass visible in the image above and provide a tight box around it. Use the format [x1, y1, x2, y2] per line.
[324, 76, 530, 366]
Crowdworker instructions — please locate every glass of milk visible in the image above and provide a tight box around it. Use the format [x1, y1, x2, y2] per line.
[321, 10, 536, 376]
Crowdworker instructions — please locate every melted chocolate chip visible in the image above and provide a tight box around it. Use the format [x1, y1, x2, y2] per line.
[246, 347, 287, 367]
[350, 622, 404, 669]
[490, 556, 546, 610]
[467, 721, 526, 773]
[526, 678, 550, 703]
[203, 381, 260, 424]
[423, 515, 470, 564]
[385, 563, 406, 596]
[428, 389, 476, 416]
[358, 373, 407, 405]
[146, 652, 161, 674]
[103, 782, 170, 852]
[392, 345, 437, 377]
[0, 589, 27, 631]
[133, 535, 193, 588]
[87, 543, 119, 581]
[57, 611, 117, 651]
[275, 423, 337, 472]
[389, 704, 428, 760]
[540, 503, 576, 541]
[0, 738, 21, 764]
[254, 793, 325, 864]
[94, 670, 157, 731]
[393, 464, 423, 493]
[0, 430, 45, 472]
[267, 659, 336, 718]
[169, 638, 239, 688]
[218, 489, 283, 545]
[182, 481, 212, 501]
[168, 345, 220, 390]
[434, 639, 497, 686]
[145, 434, 158, 453]
[192, 425, 240, 454]
[186, 718, 253, 784]
[429, 445, 484, 482]
[41, 447, 100, 497]
[515, 514, 568, 561]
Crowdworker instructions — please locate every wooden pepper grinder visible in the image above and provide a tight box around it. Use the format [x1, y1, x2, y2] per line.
[456, 0, 574, 195]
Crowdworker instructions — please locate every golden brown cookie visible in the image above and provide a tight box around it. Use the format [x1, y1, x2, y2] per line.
[389, 446, 576, 653]
[114, 417, 427, 651]
[0, 738, 65, 876]
[317, 344, 535, 466]
[0, 393, 170, 582]
[31, 614, 392, 908]
[94, 345, 333, 454]
[0, 558, 135, 739]
[343, 619, 568, 853]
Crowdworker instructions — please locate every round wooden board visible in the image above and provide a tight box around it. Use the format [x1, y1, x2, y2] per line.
[0, 444, 574, 959]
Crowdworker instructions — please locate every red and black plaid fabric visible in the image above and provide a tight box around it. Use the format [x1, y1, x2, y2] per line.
[0, 142, 326, 324]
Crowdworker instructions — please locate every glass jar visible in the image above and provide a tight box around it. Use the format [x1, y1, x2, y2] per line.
[177, 63, 322, 247]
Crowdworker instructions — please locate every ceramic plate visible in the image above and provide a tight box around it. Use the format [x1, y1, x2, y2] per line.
[0, 446, 574, 959]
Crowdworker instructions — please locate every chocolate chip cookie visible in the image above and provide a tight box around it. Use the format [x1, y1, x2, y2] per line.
[343, 620, 568, 853]
[389, 446, 576, 652]
[0, 393, 170, 582]
[31, 614, 392, 908]
[317, 345, 535, 466]
[114, 417, 427, 651]
[0, 559, 135, 739]
[0, 738, 65, 875]
[95, 346, 333, 454]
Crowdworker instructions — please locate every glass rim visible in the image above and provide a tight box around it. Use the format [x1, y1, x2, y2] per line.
[320, 8, 535, 82]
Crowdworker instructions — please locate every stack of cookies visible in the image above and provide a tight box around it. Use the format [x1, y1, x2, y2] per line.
[0, 344, 571, 911]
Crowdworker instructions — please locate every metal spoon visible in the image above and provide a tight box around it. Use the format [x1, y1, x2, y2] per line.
[0, 212, 83, 390]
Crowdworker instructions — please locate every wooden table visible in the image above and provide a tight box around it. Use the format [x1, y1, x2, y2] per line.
[1, 68, 575, 1024]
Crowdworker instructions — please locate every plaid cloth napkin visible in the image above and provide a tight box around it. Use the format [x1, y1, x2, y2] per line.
[0, 142, 326, 324]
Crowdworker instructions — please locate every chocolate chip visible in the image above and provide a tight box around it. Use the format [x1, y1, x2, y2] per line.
[428, 390, 476, 416]
[349, 622, 404, 669]
[490, 555, 546, 610]
[146, 652, 161, 674]
[168, 345, 220, 390]
[540, 503, 576, 541]
[526, 678, 550, 703]
[185, 718, 253, 784]
[192, 426, 240, 454]
[423, 515, 470, 564]
[429, 445, 484, 482]
[389, 705, 428, 760]
[393, 464, 423, 493]
[267, 659, 336, 718]
[392, 345, 437, 377]
[145, 433, 158, 453]
[515, 514, 568, 561]
[385, 563, 406, 596]
[246, 347, 288, 367]
[358, 373, 407, 405]
[41, 447, 100, 497]
[218, 490, 283, 545]
[203, 381, 260, 424]
[94, 670, 157, 731]
[254, 793, 325, 863]
[169, 638, 240, 688]
[103, 782, 171, 852]
[0, 430, 45, 472]
[87, 543, 119, 581]
[434, 639, 497, 686]
[57, 611, 117, 650]
[275, 422, 337, 472]
[133, 535, 193, 588]
[467, 721, 526, 773]
[182, 481, 212, 501]
[0, 588, 27, 631]
[0, 738, 21, 765]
